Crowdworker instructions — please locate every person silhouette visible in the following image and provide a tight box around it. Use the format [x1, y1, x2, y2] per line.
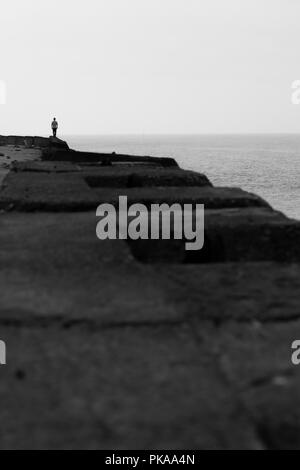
[51, 118, 58, 137]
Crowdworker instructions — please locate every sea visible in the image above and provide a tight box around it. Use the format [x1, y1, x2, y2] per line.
[66, 134, 300, 221]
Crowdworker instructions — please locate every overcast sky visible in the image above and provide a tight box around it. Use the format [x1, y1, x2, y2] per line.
[0, 0, 299, 135]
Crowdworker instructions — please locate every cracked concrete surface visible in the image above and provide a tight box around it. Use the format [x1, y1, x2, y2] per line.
[0, 146, 41, 185]
[0, 140, 299, 449]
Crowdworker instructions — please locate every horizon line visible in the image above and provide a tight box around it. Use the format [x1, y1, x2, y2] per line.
[62, 132, 300, 137]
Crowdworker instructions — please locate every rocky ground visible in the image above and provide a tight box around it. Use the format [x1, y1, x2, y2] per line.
[0, 137, 299, 449]
[0, 145, 41, 185]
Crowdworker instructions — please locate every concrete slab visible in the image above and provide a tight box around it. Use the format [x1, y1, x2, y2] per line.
[0, 170, 270, 211]
[192, 321, 300, 449]
[0, 325, 259, 449]
[92, 186, 270, 208]
[12, 161, 81, 173]
[0, 138, 299, 449]
[84, 167, 212, 188]
[42, 148, 179, 167]
[0, 211, 299, 449]
[0, 146, 41, 187]
[0, 135, 69, 150]
[0, 172, 99, 211]
[0, 213, 300, 326]
[127, 207, 300, 263]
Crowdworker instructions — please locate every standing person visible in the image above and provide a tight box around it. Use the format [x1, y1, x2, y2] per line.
[51, 118, 58, 137]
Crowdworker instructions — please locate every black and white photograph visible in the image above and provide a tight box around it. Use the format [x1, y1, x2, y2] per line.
[0, 0, 300, 452]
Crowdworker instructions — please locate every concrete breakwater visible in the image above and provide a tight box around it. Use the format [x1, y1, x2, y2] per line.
[0, 135, 299, 449]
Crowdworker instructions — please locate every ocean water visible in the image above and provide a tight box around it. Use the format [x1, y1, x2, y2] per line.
[66, 134, 300, 220]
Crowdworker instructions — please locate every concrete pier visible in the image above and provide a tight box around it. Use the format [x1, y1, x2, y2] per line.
[0, 136, 299, 449]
